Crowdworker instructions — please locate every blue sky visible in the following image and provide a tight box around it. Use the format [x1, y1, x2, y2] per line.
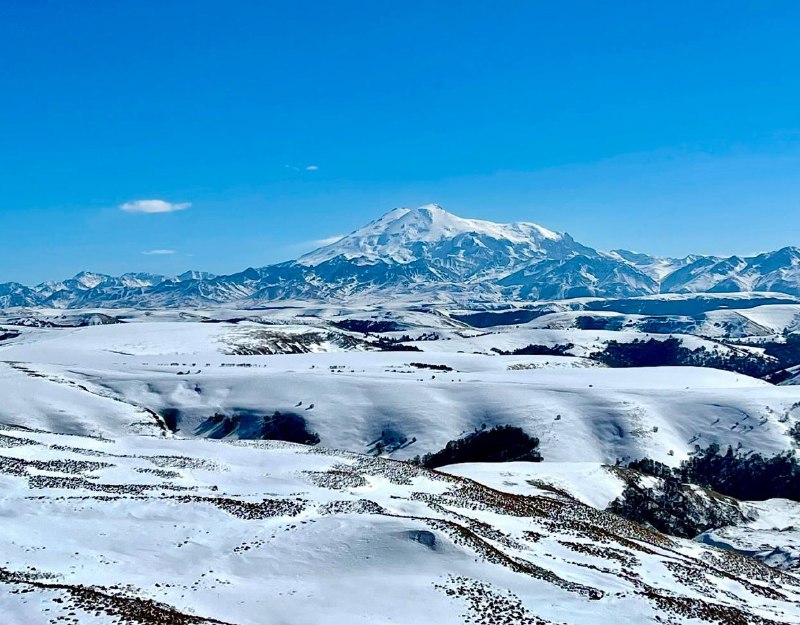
[2, 1, 800, 283]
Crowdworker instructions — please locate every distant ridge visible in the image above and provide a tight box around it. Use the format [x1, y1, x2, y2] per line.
[2, 205, 800, 307]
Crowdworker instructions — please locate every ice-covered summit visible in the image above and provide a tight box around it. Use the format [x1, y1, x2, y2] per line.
[298, 204, 565, 266]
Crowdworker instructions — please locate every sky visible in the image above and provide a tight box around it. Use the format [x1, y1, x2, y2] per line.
[1, 1, 800, 284]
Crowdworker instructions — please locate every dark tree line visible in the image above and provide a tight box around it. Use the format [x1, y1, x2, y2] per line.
[492, 342, 575, 357]
[756, 334, 800, 382]
[333, 319, 404, 333]
[409, 362, 454, 372]
[590, 338, 773, 377]
[197, 410, 320, 445]
[607, 467, 743, 538]
[607, 445, 800, 537]
[628, 444, 800, 503]
[678, 444, 800, 502]
[373, 337, 422, 352]
[0, 329, 20, 342]
[412, 425, 542, 469]
[260, 411, 321, 445]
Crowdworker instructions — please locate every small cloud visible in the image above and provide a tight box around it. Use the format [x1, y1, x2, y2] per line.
[142, 249, 177, 255]
[286, 234, 345, 254]
[310, 234, 344, 247]
[120, 199, 191, 213]
[285, 164, 319, 172]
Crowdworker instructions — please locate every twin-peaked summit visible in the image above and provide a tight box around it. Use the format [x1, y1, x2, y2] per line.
[300, 204, 568, 265]
[2, 205, 800, 307]
[297, 204, 595, 288]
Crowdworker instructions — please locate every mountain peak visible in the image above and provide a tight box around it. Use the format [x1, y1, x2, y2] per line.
[412, 203, 448, 219]
[177, 270, 216, 282]
[298, 205, 564, 266]
[71, 271, 112, 290]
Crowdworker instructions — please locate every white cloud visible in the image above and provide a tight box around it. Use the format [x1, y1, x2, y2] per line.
[142, 249, 177, 255]
[310, 234, 344, 247]
[120, 199, 191, 213]
[285, 164, 319, 172]
[286, 234, 345, 255]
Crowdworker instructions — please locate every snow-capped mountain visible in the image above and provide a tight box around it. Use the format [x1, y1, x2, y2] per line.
[500, 254, 659, 300]
[299, 203, 589, 272]
[33, 271, 170, 307]
[2, 205, 800, 307]
[662, 247, 800, 295]
[606, 249, 700, 281]
[0, 282, 41, 308]
[176, 269, 217, 281]
[290, 204, 599, 299]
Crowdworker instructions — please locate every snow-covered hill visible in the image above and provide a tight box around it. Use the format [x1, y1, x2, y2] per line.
[2, 310, 800, 465]
[2, 424, 800, 625]
[3, 305, 800, 623]
[4, 205, 800, 307]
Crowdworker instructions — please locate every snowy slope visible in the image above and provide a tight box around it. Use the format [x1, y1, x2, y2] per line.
[2, 319, 800, 466]
[607, 249, 700, 281]
[448, 462, 800, 572]
[0, 282, 41, 308]
[499, 255, 658, 299]
[2, 424, 800, 625]
[2, 306, 800, 623]
[442, 461, 627, 509]
[697, 498, 800, 570]
[662, 248, 800, 296]
[298, 204, 569, 266]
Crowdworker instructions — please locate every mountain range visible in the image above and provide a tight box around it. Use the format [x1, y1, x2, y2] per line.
[3, 204, 800, 308]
